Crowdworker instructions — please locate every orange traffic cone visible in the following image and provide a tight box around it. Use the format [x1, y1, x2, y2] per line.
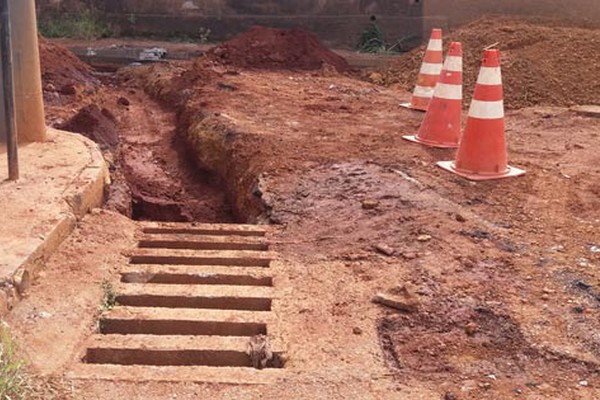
[437, 49, 525, 180]
[403, 41, 463, 148]
[400, 28, 443, 112]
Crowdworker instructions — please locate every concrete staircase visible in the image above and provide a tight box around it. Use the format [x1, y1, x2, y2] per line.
[70, 222, 284, 384]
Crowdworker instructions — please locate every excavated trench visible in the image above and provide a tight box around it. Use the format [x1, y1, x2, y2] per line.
[123, 129, 233, 222]
[74, 72, 285, 377]
[103, 82, 240, 223]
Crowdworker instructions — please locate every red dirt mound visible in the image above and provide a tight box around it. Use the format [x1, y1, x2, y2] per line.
[375, 16, 600, 109]
[39, 36, 95, 89]
[208, 26, 350, 73]
[58, 104, 119, 146]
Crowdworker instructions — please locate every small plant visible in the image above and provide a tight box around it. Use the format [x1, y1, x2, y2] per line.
[99, 281, 117, 312]
[167, 27, 212, 44]
[198, 27, 211, 44]
[128, 13, 137, 26]
[358, 17, 417, 54]
[358, 21, 386, 53]
[0, 324, 31, 399]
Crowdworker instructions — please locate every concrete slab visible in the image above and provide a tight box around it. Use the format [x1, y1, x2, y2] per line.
[571, 105, 600, 118]
[128, 248, 275, 267]
[119, 264, 274, 286]
[85, 333, 285, 356]
[0, 128, 108, 314]
[67, 363, 284, 385]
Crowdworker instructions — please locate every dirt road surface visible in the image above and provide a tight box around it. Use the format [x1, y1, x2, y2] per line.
[4, 24, 600, 399]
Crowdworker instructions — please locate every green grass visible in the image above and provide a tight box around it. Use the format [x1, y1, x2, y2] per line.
[38, 10, 116, 40]
[0, 325, 31, 400]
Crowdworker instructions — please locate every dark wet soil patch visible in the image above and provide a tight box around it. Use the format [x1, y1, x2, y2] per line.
[378, 295, 599, 398]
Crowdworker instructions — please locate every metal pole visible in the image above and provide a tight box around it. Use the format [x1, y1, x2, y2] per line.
[1, 0, 18, 180]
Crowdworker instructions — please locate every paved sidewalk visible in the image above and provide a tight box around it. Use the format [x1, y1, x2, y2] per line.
[0, 128, 108, 313]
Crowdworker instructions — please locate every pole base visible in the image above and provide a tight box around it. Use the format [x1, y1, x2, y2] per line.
[437, 161, 526, 181]
[402, 135, 459, 149]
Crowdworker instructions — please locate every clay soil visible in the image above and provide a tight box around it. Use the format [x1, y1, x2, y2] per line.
[39, 36, 97, 90]
[207, 25, 351, 73]
[4, 25, 600, 399]
[371, 16, 600, 109]
[40, 39, 233, 223]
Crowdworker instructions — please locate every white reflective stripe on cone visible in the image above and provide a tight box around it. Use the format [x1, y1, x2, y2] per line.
[427, 39, 443, 51]
[476, 67, 502, 85]
[434, 83, 462, 100]
[468, 100, 505, 119]
[419, 62, 443, 75]
[413, 85, 435, 98]
[443, 56, 462, 72]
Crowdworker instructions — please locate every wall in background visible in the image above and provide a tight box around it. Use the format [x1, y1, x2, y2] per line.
[34, 0, 600, 47]
[37, 0, 425, 47]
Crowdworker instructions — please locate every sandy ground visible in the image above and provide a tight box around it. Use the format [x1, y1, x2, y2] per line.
[3, 36, 600, 399]
[0, 128, 106, 312]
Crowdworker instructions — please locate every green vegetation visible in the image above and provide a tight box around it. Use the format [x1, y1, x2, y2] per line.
[358, 21, 418, 54]
[167, 27, 212, 43]
[358, 22, 387, 53]
[99, 280, 117, 312]
[198, 27, 212, 44]
[38, 9, 115, 40]
[0, 325, 31, 400]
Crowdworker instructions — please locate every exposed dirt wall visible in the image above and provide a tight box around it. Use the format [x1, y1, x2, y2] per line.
[120, 62, 267, 222]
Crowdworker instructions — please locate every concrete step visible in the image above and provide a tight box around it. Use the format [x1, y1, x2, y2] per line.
[84, 334, 284, 367]
[128, 248, 274, 267]
[119, 264, 274, 286]
[137, 233, 269, 251]
[68, 363, 284, 384]
[100, 307, 273, 336]
[115, 283, 274, 311]
[139, 221, 268, 237]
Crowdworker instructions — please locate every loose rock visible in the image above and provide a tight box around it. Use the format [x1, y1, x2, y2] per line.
[374, 244, 395, 256]
[362, 198, 380, 210]
[372, 286, 418, 312]
[465, 322, 479, 337]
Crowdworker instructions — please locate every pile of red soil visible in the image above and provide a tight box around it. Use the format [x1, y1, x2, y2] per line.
[208, 26, 350, 73]
[58, 104, 119, 146]
[376, 16, 600, 109]
[39, 36, 95, 89]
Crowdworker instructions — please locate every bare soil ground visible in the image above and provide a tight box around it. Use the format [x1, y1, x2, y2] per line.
[4, 24, 600, 399]
[118, 53, 600, 398]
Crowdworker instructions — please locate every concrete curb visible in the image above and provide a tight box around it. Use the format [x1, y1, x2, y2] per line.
[0, 128, 109, 314]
